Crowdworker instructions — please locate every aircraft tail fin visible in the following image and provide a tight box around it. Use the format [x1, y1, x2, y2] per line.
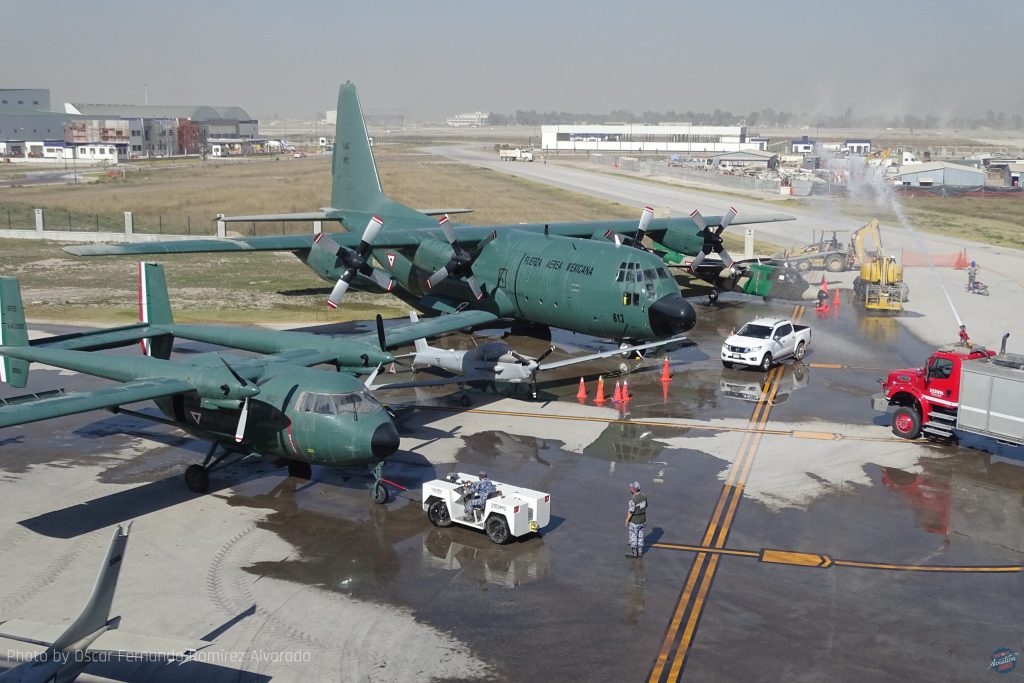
[330, 83, 425, 222]
[138, 262, 174, 359]
[53, 524, 131, 651]
[408, 311, 429, 354]
[0, 277, 30, 388]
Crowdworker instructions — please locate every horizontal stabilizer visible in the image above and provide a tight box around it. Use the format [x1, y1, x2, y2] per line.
[0, 619, 66, 648]
[64, 234, 316, 257]
[416, 208, 472, 216]
[217, 210, 341, 223]
[88, 629, 210, 659]
[727, 213, 796, 226]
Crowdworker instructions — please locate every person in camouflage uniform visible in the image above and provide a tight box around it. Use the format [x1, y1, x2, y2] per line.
[624, 481, 647, 558]
[463, 471, 497, 520]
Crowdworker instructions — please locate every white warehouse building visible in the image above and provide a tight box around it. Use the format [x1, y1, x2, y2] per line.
[541, 123, 766, 154]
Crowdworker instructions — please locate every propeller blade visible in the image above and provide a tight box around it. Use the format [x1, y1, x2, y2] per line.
[312, 232, 342, 254]
[636, 205, 654, 242]
[717, 206, 738, 234]
[425, 266, 450, 290]
[474, 229, 498, 253]
[688, 250, 709, 272]
[361, 215, 384, 247]
[536, 346, 555, 364]
[376, 314, 386, 352]
[327, 277, 351, 308]
[437, 215, 458, 245]
[719, 248, 736, 270]
[510, 350, 531, 365]
[365, 267, 395, 292]
[689, 209, 707, 231]
[234, 397, 249, 443]
[219, 355, 248, 387]
[466, 275, 485, 301]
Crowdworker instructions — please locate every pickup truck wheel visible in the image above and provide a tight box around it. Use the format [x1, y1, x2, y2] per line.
[794, 341, 806, 361]
[891, 406, 922, 439]
[722, 361, 733, 369]
[427, 500, 453, 528]
[760, 353, 773, 372]
[485, 516, 511, 544]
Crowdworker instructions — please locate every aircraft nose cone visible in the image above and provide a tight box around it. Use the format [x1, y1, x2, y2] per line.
[371, 422, 400, 458]
[649, 294, 697, 336]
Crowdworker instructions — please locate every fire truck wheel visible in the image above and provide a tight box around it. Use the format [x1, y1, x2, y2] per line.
[891, 406, 921, 439]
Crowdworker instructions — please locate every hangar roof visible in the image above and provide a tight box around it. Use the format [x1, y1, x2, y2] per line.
[66, 103, 253, 121]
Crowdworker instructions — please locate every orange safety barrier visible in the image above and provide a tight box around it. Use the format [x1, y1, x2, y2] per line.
[901, 248, 962, 268]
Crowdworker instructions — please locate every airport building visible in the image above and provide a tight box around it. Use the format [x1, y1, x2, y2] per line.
[0, 89, 71, 160]
[708, 150, 779, 170]
[540, 123, 765, 154]
[893, 161, 987, 187]
[446, 111, 490, 127]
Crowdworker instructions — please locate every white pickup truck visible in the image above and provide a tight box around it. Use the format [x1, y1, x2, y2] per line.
[721, 317, 811, 371]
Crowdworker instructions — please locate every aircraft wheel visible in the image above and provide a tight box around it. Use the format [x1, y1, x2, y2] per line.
[427, 500, 453, 528]
[485, 516, 511, 544]
[460, 394, 472, 407]
[288, 461, 312, 480]
[708, 290, 719, 304]
[372, 483, 390, 505]
[184, 465, 209, 493]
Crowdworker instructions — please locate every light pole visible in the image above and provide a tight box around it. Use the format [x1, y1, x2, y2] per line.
[144, 84, 149, 107]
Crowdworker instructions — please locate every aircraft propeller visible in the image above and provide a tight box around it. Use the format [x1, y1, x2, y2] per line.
[424, 215, 496, 301]
[314, 216, 395, 309]
[687, 207, 738, 273]
[216, 356, 263, 444]
[604, 205, 654, 250]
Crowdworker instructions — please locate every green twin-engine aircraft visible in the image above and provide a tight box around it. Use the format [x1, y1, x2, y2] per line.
[66, 81, 795, 341]
[0, 263, 495, 501]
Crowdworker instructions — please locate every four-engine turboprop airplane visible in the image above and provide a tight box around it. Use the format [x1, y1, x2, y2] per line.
[0, 524, 207, 683]
[66, 81, 794, 342]
[0, 263, 495, 500]
[375, 312, 680, 399]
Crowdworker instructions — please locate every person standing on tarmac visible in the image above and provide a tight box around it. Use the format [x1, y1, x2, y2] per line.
[967, 261, 978, 291]
[625, 482, 648, 558]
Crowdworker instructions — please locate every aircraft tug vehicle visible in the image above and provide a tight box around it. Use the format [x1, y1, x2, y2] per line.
[423, 473, 551, 544]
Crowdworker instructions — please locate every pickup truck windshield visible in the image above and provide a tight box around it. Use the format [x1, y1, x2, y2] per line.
[737, 324, 773, 339]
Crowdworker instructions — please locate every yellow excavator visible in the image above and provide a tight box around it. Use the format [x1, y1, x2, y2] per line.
[851, 219, 910, 313]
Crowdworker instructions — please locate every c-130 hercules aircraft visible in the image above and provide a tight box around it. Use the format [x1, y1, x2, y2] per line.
[68, 81, 793, 341]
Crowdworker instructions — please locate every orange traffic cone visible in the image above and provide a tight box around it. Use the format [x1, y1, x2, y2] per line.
[612, 380, 623, 402]
[595, 376, 607, 405]
[662, 380, 670, 403]
[833, 288, 840, 306]
[659, 357, 672, 382]
[576, 377, 587, 400]
[622, 379, 631, 401]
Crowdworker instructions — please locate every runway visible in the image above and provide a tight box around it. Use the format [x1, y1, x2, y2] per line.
[3, 292, 1023, 681]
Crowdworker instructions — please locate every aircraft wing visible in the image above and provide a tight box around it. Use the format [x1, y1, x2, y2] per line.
[87, 630, 210, 659]
[63, 234, 317, 256]
[540, 336, 686, 371]
[381, 309, 498, 348]
[0, 378, 194, 429]
[32, 324, 158, 352]
[0, 619, 68, 648]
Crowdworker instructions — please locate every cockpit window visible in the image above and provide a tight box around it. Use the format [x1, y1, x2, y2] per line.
[297, 390, 384, 417]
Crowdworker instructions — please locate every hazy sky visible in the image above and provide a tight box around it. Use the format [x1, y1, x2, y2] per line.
[6, 0, 1023, 122]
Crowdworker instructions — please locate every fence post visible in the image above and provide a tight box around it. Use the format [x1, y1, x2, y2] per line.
[216, 217, 226, 238]
[744, 228, 754, 260]
[34, 208, 44, 234]
[124, 211, 134, 237]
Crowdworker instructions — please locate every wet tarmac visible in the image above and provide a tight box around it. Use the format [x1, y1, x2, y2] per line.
[2, 294, 1023, 682]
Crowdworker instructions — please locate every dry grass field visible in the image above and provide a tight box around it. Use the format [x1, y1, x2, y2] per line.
[0, 149, 650, 324]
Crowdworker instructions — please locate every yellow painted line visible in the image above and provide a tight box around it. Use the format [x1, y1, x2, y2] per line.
[413, 405, 913, 445]
[658, 365, 784, 680]
[760, 549, 830, 568]
[653, 542, 1024, 574]
[655, 543, 759, 558]
[809, 362, 846, 369]
[790, 430, 842, 441]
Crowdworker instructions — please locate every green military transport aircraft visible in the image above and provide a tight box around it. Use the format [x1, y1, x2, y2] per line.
[66, 81, 796, 342]
[0, 263, 496, 500]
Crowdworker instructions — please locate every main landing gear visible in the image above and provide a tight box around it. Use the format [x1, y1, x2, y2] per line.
[184, 441, 253, 493]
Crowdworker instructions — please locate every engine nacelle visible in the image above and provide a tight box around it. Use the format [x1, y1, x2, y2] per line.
[657, 218, 704, 256]
[413, 238, 456, 274]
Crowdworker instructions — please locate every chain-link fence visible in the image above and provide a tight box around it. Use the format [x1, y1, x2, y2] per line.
[0, 206, 36, 231]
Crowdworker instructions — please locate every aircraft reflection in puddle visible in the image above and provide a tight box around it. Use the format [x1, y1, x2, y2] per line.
[422, 529, 550, 589]
[719, 363, 810, 406]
